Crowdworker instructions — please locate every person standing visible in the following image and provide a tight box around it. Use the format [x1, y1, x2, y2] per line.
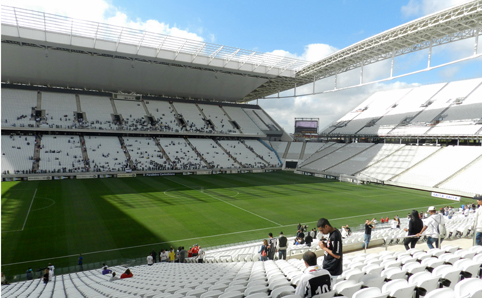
[317, 218, 342, 279]
[160, 249, 169, 262]
[78, 254, 83, 271]
[48, 263, 55, 281]
[278, 232, 288, 260]
[474, 195, 482, 246]
[151, 249, 157, 263]
[403, 210, 423, 250]
[267, 233, 277, 260]
[147, 253, 154, 266]
[295, 251, 332, 297]
[259, 239, 268, 261]
[169, 248, 176, 262]
[417, 206, 445, 249]
[42, 269, 49, 284]
[197, 246, 205, 263]
[363, 219, 375, 249]
[179, 247, 187, 263]
[26, 268, 33, 280]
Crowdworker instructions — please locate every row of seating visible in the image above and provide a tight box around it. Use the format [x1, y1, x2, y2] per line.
[1, 89, 279, 135]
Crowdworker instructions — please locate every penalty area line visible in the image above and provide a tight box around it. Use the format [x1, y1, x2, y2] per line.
[164, 177, 282, 226]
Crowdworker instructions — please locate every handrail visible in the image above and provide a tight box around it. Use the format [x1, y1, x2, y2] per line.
[1, 5, 311, 73]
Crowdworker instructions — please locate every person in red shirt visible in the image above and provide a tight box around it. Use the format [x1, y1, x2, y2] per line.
[385, 216, 389, 223]
[192, 244, 199, 257]
[380, 217, 385, 223]
[188, 247, 193, 258]
[120, 269, 133, 279]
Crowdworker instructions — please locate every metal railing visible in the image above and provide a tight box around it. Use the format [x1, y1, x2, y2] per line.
[1, 6, 311, 73]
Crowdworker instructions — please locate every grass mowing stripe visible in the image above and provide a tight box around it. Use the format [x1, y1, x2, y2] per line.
[165, 176, 283, 226]
[21, 188, 37, 231]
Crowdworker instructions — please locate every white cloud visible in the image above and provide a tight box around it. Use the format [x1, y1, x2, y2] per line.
[267, 43, 338, 62]
[4, 0, 204, 41]
[401, 0, 473, 18]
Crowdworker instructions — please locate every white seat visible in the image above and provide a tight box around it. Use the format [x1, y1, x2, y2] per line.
[424, 288, 455, 298]
[453, 259, 482, 278]
[186, 289, 209, 298]
[359, 274, 385, 289]
[421, 258, 444, 271]
[352, 287, 388, 298]
[269, 285, 295, 298]
[200, 290, 224, 298]
[362, 264, 383, 275]
[218, 292, 244, 298]
[381, 280, 416, 298]
[408, 271, 439, 296]
[403, 262, 426, 274]
[244, 285, 268, 297]
[333, 280, 363, 298]
[245, 293, 269, 298]
[381, 267, 407, 280]
[431, 265, 461, 289]
[343, 268, 364, 283]
[453, 278, 482, 298]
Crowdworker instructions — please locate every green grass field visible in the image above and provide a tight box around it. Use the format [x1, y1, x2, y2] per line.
[1, 171, 472, 276]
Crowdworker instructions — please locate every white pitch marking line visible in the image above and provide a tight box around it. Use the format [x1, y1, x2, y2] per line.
[2, 204, 447, 266]
[165, 177, 282, 226]
[21, 188, 37, 231]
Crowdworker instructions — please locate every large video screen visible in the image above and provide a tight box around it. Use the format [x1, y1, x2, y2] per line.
[295, 120, 318, 134]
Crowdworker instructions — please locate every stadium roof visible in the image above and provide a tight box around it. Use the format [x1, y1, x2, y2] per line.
[1, 5, 310, 103]
[2, 1, 482, 103]
[245, 0, 482, 101]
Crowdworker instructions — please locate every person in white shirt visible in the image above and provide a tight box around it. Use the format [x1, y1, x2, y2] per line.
[47, 263, 55, 281]
[147, 254, 153, 266]
[474, 195, 482, 246]
[109, 272, 119, 282]
[160, 250, 169, 262]
[295, 251, 332, 297]
[196, 246, 205, 263]
[417, 206, 445, 249]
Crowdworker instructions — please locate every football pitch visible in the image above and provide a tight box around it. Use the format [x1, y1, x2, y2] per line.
[1, 171, 472, 276]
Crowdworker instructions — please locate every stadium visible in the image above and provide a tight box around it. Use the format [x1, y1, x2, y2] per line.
[2, 1, 482, 297]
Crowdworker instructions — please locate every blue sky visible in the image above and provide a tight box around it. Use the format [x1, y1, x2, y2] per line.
[4, 0, 482, 132]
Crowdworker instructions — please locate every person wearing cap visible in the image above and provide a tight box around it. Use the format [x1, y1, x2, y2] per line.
[278, 232, 288, 260]
[416, 206, 445, 249]
[267, 233, 277, 260]
[474, 195, 482, 246]
[295, 251, 332, 297]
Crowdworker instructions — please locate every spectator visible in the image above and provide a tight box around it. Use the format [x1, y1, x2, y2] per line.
[179, 247, 187, 263]
[473, 195, 482, 246]
[317, 218, 342, 279]
[102, 266, 112, 275]
[42, 269, 49, 284]
[295, 251, 332, 297]
[109, 272, 119, 282]
[160, 250, 169, 262]
[305, 233, 313, 247]
[78, 254, 83, 271]
[151, 249, 157, 263]
[404, 210, 423, 250]
[169, 248, 175, 262]
[26, 268, 33, 280]
[259, 239, 268, 261]
[192, 244, 199, 257]
[147, 254, 153, 266]
[267, 233, 277, 260]
[278, 231, 288, 260]
[120, 269, 133, 279]
[197, 246, 205, 263]
[1, 272, 9, 285]
[380, 217, 385, 223]
[417, 206, 445, 249]
[48, 263, 55, 279]
[390, 218, 398, 229]
[363, 219, 376, 249]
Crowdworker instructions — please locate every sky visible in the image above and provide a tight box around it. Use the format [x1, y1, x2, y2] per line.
[3, 0, 482, 133]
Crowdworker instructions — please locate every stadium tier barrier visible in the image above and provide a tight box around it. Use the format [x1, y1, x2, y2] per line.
[3, 211, 476, 284]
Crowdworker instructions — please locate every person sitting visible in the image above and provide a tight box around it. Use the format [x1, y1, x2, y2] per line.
[295, 251, 332, 297]
[102, 266, 112, 275]
[380, 217, 385, 223]
[120, 268, 133, 279]
[109, 272, 119, 282]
